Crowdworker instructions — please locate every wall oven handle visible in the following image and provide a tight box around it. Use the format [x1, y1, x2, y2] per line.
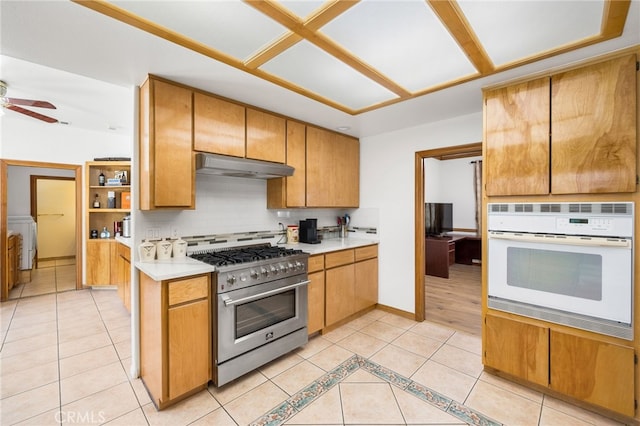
[222, 280, 311, 307]
[488, 231, 631, 248]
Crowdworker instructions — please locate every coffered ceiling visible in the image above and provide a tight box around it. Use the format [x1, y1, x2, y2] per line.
[77, 0, 632, 115]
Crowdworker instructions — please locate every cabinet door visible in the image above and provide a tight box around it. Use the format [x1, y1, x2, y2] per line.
[325, 264, 355, 326]
[150, 79, 194, 208]
[354, 257, 378, 312]
[168, 299, 210, 400]
[246, 108, 286, 163]
[267, 120, 306, 208]
[306, 127, 360, 207]
[550, 330, 635, 417]
[551, 54, 636, 194]
[484, 314, 549, 387]
[194, 93, 245, 157]
[86, 241, 112, 285]
[485, 78, 550, 196]
[307, 270, 325, 334]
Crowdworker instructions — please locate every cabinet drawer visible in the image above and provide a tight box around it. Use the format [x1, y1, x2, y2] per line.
[325, 249, 355, 269]
[355, 244, 377, 262]
[308, 254, 324, 273]
[169, 275, 209, 306]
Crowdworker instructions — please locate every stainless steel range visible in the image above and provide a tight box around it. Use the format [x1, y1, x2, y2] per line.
[189, 243, 309, 386]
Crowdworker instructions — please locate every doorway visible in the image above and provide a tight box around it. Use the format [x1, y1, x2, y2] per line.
[414, 143, 482, 329]
[0, 159, 82, 302]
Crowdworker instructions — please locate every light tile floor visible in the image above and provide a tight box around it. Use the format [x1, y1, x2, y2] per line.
[0, 287, 626, 425]
[9, 258, 76, 300]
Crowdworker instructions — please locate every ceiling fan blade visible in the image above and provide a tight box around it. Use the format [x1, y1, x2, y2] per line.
[5, 97, 56, 109]
[6, 104, 59, 123]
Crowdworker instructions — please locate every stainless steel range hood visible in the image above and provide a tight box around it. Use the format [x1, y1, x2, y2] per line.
[195, 152, 294, 179]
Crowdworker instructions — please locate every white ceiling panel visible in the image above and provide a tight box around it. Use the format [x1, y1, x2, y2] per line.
[459, 0, 604, 66]
[321, 0, 478, 92]
[277, 0, 326, 19]
[112, 0, 288, 60]
[260, 40, 397, 110]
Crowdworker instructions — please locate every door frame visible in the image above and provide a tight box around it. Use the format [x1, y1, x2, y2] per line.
[1, 159, 83, 301]
[414, 142, 482, 321]
[31, 175, 77, 267]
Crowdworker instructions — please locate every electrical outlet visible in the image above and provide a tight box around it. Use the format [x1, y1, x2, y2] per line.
[146, 228, 154, 239]
[170, 226, 179, 238]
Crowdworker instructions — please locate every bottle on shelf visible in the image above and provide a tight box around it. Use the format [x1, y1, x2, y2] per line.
[98, 170, 105, 186]
[93, 193, 100, 208]
[100, 226, 111, 239]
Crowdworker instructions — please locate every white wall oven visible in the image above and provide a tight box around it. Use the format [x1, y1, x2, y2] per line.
[487, 202, 633, 340]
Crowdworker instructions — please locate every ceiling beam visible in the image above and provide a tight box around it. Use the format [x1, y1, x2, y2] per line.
[426, 0, 494, 74]
[245, 0, 412, 98]
[601, 0, 631, 38]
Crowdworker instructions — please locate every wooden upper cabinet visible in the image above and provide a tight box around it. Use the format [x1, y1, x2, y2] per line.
[551, 54, 637, 194]
[484, 77, 550, 196]
[193, 93, 245, 157]
[283, 120, 306, 207]
[139, 78, 195, 210]
[246, 108, 286, 163]
[306, 126, 360, 207]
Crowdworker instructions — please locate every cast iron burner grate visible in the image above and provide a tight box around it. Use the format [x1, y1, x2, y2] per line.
[189, 244, 305, 267]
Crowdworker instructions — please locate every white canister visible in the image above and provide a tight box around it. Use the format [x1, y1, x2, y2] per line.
[139, 240, 156, 262]
[156, 238, 173, 260]
[172, 238, 187, 258]
[287, 225, 299, 244]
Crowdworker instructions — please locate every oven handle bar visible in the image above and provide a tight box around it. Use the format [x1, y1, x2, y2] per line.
[488, 231, 632, 248]
[222, 280, 311, 307]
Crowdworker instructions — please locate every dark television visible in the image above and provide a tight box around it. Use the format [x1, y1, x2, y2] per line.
[425, 203, 453, 236]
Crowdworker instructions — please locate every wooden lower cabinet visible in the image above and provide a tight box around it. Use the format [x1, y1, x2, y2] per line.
[86, 240, 118, 286]
[116, 243, 131, 311]
[307, 254, 325, 334]
[140, 272, 211, 409]
[484, 312, 635, 417]
[550, 330, 635, 417]
[325, 264, 355, 326]
[324, 245, 378, 328]
[484, 313, 549, 387]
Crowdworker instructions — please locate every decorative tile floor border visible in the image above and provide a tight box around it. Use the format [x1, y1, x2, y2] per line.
[250, 354, 502, 426]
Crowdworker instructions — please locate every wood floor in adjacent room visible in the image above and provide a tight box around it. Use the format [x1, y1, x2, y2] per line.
[425, 263, 482, 336]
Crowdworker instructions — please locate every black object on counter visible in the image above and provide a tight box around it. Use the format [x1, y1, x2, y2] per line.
[299, 219, 321, 244]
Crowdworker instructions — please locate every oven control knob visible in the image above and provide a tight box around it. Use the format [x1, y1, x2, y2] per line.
[295, 261, 303, 271]
[270, 265, 278, 275]
[239, 273, 248, 282]
[279, 263, 287, 273]
[260, 267, 268, 278]
[227, 274, 237, 286]
[250, 270, 259, 280]
[287, 262, 294, 272]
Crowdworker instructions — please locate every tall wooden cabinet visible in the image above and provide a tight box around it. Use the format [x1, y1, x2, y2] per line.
[85, 161, 131, 286]
[139, 77, 195, 210]
[485, 54, 637, 196]
[140, 272, 211, 409]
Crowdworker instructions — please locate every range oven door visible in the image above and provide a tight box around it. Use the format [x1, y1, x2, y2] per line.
[488, 231, 633, 326]
[216, 275, 309, 363]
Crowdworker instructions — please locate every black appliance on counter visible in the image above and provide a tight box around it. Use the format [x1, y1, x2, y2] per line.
[189, 243, 310, 386]
[299, 218, 320, 244]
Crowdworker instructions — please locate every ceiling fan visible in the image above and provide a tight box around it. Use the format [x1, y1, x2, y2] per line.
[0, 80, 58, 123]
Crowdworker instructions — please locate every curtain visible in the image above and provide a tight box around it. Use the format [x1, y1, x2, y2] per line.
[473, 160, 483, 235]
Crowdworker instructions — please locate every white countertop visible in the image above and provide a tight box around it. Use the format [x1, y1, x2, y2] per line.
[281, 237, 378, 255]
[134, 237, 377, 282]
[115, 235, 133, 248]
[135, 257, 216, 281]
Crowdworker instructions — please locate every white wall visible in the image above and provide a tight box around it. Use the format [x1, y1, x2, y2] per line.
[7, 166, 74, 216]
[425, 156, 482, 230]
[360, 112, 483, 314]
